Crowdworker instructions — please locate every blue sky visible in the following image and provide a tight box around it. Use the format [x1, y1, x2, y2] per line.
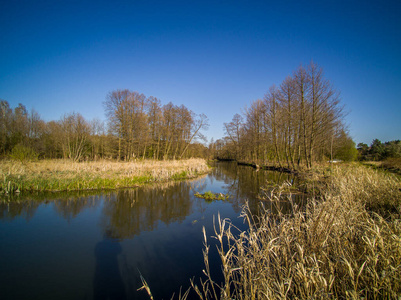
[1, 0, 400, 145]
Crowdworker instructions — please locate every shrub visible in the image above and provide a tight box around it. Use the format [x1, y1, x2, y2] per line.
[9, 144, 38, 162]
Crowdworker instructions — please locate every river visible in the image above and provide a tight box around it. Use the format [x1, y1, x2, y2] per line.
[0, 162, 300, 300]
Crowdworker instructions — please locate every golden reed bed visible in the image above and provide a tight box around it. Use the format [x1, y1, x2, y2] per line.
[1, 158, 210, 193]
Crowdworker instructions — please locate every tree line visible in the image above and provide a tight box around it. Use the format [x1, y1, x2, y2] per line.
[357, 139, 401, 161]
[210, 62, 357, 168]
[0, 91, 209, 161]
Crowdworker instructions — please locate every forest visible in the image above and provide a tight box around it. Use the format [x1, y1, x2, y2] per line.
[211, 62, 357, 169]
[357, 139, 401, 161]
[4, 62, 396, 169]
[0, 92, 210, 161]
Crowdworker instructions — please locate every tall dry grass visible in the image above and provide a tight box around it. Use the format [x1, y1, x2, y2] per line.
[381, 158, 401, 176]
[0, 158, 210, 193]
[193, 164, 401, 299]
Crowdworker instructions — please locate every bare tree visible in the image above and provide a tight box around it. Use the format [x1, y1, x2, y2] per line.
[224, 114, 243, 160]
[264, 86, 283, 167]
[0, 100, 12, 154]
[221, 62, 347, 169]
[147, 96, 163, 159]
[308, 62, 343, 166]
[89, 118, 106, 160]
[60, 112, 90, 161]
[104, 89, 131, 160]
[293, 65, 311, 167]
[279, 76, 298, 169]
[180, 113, 209, 159]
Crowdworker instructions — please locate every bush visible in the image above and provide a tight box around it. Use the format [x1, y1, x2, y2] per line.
[336, 140, 358, 161]
[382, 157, 401, 174]
[9, 144, 38, 162]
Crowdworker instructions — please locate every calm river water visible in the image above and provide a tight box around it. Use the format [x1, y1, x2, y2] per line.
[0, 162, 299, 300]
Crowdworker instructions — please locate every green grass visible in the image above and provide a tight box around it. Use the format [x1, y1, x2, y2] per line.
[172, 171, 189, 180]
[194, 191, 229, 202]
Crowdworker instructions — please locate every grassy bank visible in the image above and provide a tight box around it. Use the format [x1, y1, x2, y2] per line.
[193, 163, 401, 299]
[0, 158, 210, 194]
[363, 158, 401, 177]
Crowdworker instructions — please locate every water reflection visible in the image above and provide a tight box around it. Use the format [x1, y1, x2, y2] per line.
[93, 231, 126, 300]
[0, 163, 302, 228]
[0, 163, 306, 299]
[54, 196, 102, 221]
[0, 191, 103, 222]
[100, 182, 194, 239]
[0, 179, 200, 238]
[208, 161, 302, 216]
[0, 199, 39, 221]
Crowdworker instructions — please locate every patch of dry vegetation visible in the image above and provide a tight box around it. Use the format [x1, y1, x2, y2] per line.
[193, 164, 401, 299]
[0, 158, 210, 194]
[381, 158, 401, 175]
[361, 159, 401, 177]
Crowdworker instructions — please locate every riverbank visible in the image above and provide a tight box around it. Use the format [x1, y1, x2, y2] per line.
[195, 163, 401, 299]
[0, 158, 210, 194]
[363, 158, 401, 177]
[237, 160, 295, 173]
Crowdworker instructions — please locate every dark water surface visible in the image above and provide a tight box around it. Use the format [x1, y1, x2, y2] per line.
[0, 162, 299, 300]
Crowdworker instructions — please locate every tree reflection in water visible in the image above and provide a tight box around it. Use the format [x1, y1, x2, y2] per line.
[210, 161, 303, 216]
[100, 181, 195, 240]
[0, 163, 305, 299]
[0, 164, 303, 231]
[0, 191, 103, 222]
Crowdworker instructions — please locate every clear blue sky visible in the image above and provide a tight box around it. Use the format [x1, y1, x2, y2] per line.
[1, 0, 400, 145]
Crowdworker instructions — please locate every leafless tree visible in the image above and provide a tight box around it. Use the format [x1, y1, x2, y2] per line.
[220, 62, 347, 169]
[180, 113, 209, 159]
[224, 113, 243, 160]
[60, 112, 90, 161]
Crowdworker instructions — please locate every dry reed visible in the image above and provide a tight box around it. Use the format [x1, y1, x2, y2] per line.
[0, 158, 210, 193]
[381, 158, 401, 176]
[193, 164, 401, 299]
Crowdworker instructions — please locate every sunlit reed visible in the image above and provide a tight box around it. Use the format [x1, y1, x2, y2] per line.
[191, 164, 401, 299]
[0, 158, 210, 194]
